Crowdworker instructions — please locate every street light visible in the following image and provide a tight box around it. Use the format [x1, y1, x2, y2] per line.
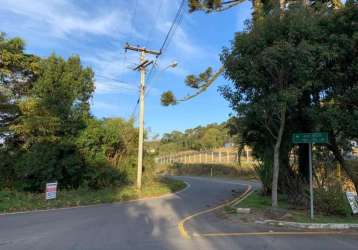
[165, 61, 178, 70]
[145, 61, 178, 97]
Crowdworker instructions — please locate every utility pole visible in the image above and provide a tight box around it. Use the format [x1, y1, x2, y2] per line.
[125, 43, 161, 189]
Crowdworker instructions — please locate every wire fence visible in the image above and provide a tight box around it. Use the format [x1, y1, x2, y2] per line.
[155, 147, 254, 165]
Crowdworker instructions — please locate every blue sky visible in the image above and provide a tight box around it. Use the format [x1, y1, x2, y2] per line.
[0, 0, 252, 136]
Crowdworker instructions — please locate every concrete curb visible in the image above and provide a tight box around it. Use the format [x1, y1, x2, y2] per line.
[256, 219, 358, 230]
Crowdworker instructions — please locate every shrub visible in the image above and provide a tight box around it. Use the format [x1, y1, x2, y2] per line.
[254, 161, 272, 195]
[14, 142, 86, 192]
[0, 147, 19, 189]
[314, 181, 351, 216]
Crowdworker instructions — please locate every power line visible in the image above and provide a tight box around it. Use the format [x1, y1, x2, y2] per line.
[145, 0, 186, 97]
[144, 0, 164, 48]
[95, 74, 128, 84]
[124, 0, 140, 119]
[158, 0, 186, 54]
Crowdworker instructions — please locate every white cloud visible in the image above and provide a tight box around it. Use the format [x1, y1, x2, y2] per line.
[95, 79, 137, 94]
[84, 50, 137, 79]
[0, 0, 136, 38]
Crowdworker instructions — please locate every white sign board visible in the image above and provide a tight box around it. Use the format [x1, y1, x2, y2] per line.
[346, 192, 358, 214]
[46, 182, 58, 200]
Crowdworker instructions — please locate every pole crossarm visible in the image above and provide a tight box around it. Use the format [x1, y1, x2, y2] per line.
[133, 60, 153, 71]
[125, 43, 161, 56]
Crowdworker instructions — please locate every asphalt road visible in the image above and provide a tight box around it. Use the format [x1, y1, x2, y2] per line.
[0, 176, 357, 250]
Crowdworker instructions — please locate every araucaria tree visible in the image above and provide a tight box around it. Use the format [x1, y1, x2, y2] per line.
[221, 3, 358, 206]
[221, 6, 319, 207]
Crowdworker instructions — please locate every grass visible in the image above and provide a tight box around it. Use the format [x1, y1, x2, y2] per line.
[161, 162, 258, 180]
[237, 191, 358, 224]
[0, 177, 186, 213]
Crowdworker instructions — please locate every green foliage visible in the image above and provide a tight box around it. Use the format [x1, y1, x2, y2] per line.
[0, 178, 186, 213]
[185, 67, 213, 88]
[315, 182, 351, 216]
[76, 118, 139, 183]
[0, 33, 146, 194]
[188, 0, 244, 13]
[254, 161, 273, 195]
[220, 4, 358, 197]
[160, 91, 177, 106]
[13, 142, 85, 192]
[158, 122, 232, 153]
[9, 54, 95, 147]
[0, 33, 40, 139]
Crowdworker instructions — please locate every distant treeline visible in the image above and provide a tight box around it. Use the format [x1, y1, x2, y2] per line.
[150, 118, 240, 154]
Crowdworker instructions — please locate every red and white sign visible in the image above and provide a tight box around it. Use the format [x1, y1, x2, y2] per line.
[46, 182, 58, 200]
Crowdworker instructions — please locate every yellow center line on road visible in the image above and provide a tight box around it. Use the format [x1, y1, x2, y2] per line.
[178, 184, 253, 239]
[195, 231, 358, 238]
[177, 182, 358, 239]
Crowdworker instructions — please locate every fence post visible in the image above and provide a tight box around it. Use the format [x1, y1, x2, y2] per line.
[246, 148, 249, 162]
[212, 151, 214, 162]
[227, 150, 230, 163]
[219, 151, 222, 163]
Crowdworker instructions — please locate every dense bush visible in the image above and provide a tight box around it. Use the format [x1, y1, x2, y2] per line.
[0, 34, 149, 194]
[0, 141, 128, 192]
[14, 143, 85, 191]
[314, 181, 351, 216]
[254, 161, 272, 195]
[76, 118, 139, 183]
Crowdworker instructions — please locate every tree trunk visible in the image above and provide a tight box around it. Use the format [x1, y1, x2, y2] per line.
[272, 106, 286, 207]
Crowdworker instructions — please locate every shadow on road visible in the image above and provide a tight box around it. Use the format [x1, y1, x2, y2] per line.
[0, 176, 357, 250]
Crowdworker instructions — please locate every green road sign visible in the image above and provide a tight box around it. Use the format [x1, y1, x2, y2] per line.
[292, 132, 329, 144]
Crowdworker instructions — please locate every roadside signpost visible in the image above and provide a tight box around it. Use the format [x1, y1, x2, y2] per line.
[45, 182, 58, 200]
[292, 132, 329, 220]
[346, 192, 358, 215]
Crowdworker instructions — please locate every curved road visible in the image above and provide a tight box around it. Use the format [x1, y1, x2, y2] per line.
[0, 176, 357, 250]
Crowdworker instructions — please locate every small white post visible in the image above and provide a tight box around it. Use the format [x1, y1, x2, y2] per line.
[309, 143, 314, 220]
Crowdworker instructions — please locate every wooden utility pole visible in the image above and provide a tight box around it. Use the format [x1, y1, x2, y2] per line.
[125, 43, 161, 190]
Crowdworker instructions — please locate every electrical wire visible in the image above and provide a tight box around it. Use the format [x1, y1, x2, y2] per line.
[144, 0, 164, 48]
[125, 0, 140, 120]
[145, 0, 186, 98]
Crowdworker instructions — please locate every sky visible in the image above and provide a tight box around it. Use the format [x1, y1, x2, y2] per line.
[0, 0, 252, 137]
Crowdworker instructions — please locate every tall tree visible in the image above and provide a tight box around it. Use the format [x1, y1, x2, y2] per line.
[220, 5, 329, 206]
[10, 54, 95, 147]
[0, 33, 39, 140]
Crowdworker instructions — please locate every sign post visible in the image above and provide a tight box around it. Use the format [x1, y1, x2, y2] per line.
[46, 182, 58, 200]
[308, 143, 314, 220]
[292, 132, 328, 220]
[346, 192, 358, 214]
